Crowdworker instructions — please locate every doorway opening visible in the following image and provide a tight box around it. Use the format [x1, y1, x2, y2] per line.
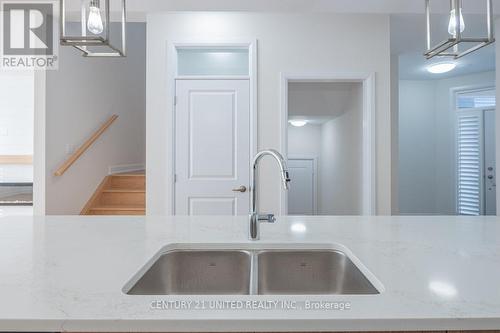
[455, 87, 496, 216]
[281, 74, 376, 216]
[0, 70, 35, 216]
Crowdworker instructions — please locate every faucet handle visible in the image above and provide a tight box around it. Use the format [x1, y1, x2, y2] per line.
[258, 214, 276, 223]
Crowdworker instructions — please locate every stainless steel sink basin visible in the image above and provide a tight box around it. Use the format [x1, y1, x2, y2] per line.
[127, 250, 252, 295]
[125, 245, 381, 295]
[257, 250, 379, 295]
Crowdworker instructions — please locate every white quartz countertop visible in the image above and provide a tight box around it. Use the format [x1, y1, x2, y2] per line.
[1, 215, 500, 332]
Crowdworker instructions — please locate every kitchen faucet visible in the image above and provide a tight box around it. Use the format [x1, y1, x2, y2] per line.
[249, 149, 290, 240]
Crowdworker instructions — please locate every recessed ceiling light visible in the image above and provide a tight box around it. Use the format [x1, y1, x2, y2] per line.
[289, 120, 307, 127]
[291, 223, 307, 233]
[427, 62, 457, 74]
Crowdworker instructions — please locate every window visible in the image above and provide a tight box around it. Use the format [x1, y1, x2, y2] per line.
[177, 48, 249, 76]
[456, 89, 496, 109]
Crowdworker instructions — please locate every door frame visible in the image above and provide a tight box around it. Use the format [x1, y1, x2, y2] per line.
[166, 40, 258, 215]
[33, 69, 46, 216]
[280, 72, 377, 216]
[287, 155, 318, 215]
[483, 109, 496, 215]
[451, 85, 495, 215]
[455, 107, 496, 216]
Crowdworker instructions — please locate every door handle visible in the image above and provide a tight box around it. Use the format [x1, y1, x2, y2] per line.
[232, 185, 247, 193]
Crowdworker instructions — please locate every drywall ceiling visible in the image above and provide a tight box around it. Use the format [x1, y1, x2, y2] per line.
[288, 82, 360, 121]
[66, 0, 500, 20]
[391, 14, 496, 80]
[399, 48, 495, 80]
[71, 0, 496, 80]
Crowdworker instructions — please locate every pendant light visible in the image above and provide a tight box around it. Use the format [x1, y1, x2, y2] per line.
[60, 0, 126, 57]
[424, 0, 494, 59]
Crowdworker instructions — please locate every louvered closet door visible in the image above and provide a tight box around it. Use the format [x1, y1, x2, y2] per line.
[456, 110, 484, 216]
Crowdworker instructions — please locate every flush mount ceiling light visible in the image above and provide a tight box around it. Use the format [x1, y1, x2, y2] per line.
[289, 120, 308, 127]
[424, 0, 495, 59]
[290, 223, 307, 233]
[427, 62, 457, 74]
[60, 0, 126, 57]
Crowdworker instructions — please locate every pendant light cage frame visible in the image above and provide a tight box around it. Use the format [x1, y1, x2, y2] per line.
[60, 0, 126, 57]
[424, 0, 494, 59]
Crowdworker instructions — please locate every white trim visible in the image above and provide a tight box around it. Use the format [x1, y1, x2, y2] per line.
[280, 72, 377, 216]
[287, 155, 319, 215]
[33, 70, 46, 216]
[108, 163, 145, 175]
[175, 76, 251, 80]
[165, 40, 258, 215]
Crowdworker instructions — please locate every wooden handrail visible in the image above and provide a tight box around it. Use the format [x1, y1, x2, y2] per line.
[0, 155, 33, 164]
[54, 115, 118, 176]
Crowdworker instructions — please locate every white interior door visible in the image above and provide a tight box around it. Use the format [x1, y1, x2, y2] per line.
[287, 158, 316, 215]
[175, 79, 250, 215]
[484, 109, 496, 215]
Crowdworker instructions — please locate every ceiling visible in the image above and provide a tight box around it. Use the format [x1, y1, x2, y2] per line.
[391, 14, 496, 80]
[66, 0, 500, 19]
[70, 0, 497, 80]
[288, 82, 361, 123]
[398, 48, 495, 80]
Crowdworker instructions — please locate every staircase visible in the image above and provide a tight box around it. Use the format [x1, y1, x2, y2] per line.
[81, 172, 145, 215]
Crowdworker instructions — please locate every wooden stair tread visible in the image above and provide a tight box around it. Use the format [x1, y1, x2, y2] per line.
[102, 189, 145, 193]
[90, 205, 144, 211]
[81, 173, 146, 216]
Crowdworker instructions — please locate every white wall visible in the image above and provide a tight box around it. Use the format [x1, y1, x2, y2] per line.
[0, 71, 34, 156]
[398, 80, 437, 214]
[287, 124, 322, 158]
[45, 23, 146, 214]
[399, 71, 495, 215]
[497, 18, 500, 215]
[390, 55, 399, 215]
[146, 12, 392, 215]
[319, 84, 363, 215]
[0, 70, 34, 183]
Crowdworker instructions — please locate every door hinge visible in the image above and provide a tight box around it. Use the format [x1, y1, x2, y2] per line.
[174, 174, 177, 182]
[174, 96, 178, 106]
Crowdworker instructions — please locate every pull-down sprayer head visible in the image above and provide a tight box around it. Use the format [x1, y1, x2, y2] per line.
[249, 149, 291, 240]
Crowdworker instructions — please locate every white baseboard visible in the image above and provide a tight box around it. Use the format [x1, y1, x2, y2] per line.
[108, 163, 145, 175]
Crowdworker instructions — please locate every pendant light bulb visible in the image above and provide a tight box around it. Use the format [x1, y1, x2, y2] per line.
[87, 0, 104, 35]
[448, 8, 465, 36]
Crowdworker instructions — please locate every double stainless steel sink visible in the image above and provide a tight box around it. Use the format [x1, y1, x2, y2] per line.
[125, 246, 381, 295]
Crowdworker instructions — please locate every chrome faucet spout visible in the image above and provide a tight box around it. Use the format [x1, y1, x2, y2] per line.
[249, 149, 290, 240]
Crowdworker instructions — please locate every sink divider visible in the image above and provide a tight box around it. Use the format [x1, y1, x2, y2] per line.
[249, 251, 259, 295]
